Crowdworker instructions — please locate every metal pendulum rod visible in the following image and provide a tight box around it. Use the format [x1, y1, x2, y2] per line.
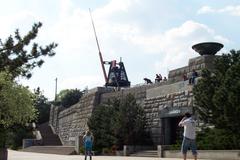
[89, 8, 108, 84]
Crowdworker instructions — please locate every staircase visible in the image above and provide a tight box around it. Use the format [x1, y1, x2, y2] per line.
[130, 150, 158, 157]
[22, 123, 76, 155]
[37, 122, 62, 146]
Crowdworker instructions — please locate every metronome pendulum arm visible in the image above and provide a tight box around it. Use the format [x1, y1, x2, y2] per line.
[89, 8, 108, 84]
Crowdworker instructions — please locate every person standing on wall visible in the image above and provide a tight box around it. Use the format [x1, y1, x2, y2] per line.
[178, 112, 197, 160]
[83, 130, 94, 160]
[189, 69, 198, 85]
[155, 74, 162, 82]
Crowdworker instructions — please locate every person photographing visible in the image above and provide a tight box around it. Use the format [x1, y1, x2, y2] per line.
[178, 112, 197, 160]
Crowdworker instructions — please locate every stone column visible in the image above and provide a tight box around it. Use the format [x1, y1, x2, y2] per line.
[157, 145, 164, 157]
[75, 135, 83, 155]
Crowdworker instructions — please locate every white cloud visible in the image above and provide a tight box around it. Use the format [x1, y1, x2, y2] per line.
[24, 10, 229, 99]
[220, 6, 240, 16]
[197, 6, 215, 14]
[0, 10, 41, 38]
[197, 5, 240, 16]
[158, 20, 228, 70]
[95, 0, 139, 17]
[60, 0, 74, 18]
[2, 0, 231, 100]
[123, 20, 229, 76]
[17, 0, 140, 100]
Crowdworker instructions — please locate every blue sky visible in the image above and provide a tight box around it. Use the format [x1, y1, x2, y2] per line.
[0, 0, 239, 100]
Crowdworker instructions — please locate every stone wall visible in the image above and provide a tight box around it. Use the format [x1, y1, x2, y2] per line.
[168, 55, 216, 82]
[100, 84, 153, 106]
[144, 80, 194, 145]
[49, 88, 110, 145]
[49, 55, 215, 146]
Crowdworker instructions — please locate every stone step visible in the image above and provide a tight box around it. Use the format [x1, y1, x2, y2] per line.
[42, 140, 62, 146]
[21, 146, 76, 155]
[37, 122, 62, 146]
[130, 150, 158, 157]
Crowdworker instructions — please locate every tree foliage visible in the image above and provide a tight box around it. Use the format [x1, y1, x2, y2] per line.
[0, 22, 57, 79]
[55, 89, 83, 108]
[0, 72, 37, 149]
[33, 87, 51, 124]
[194, 50, 240, 131]
[0, 22, 57, 154]
[115, 94, 149, 147]
[6, 125, 34, 150]
[88, 94, 150, 151]
[193, 50, 240, 149]
[197, 128, 240, 150]
[88, 100, 118, 151]
[0, 72, 36, 127]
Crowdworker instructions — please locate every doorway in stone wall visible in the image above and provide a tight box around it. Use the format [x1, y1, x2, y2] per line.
[162, 116, 183, 145]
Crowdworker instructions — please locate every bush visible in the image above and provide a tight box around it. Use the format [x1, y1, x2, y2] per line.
[197, 128, 240, 150]
[6, 125, 34, 150]
[79, 146, 85, 154]
[102, 147, 111, 154]
[88, 102, 117, 150]
[169, 140, 182, 150]
[56, 89, 83, 108]
[88, 94, 151, 153]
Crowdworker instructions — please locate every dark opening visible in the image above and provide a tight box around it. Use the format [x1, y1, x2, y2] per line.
[162, 116, 183, 145]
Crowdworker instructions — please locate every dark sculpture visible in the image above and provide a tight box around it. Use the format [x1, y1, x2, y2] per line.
[192, 42, 224, 56]
[106, 60, 130, 87]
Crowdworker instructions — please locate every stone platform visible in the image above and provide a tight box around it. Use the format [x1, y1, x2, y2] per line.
[8, 150, 215, 160]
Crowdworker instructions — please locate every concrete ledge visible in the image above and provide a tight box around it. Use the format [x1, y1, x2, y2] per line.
[123, 145, 155, 156]
[22, 139, 43, 148]
[146, 80, 192, 99]
[157, 145, 171, 157]
[164, 150, 240, 160]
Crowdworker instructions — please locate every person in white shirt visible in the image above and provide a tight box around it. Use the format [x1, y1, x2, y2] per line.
[178, 112, 197, 160]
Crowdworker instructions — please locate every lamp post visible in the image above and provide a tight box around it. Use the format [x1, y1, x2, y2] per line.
[55, 78, 57, 101]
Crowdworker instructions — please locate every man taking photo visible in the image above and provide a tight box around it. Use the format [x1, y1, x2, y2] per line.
[178, 112, 197, 160]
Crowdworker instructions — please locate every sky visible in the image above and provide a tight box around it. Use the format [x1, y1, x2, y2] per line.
[0, 0, 240, 100]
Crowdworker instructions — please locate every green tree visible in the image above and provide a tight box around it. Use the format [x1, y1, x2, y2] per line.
[56, 89, 83, 108]
[0, 72, 36, 151]
[33, 87, 51, 124]
[88, 100, 118, 152]
[0, 22, 57, 79]
[0, 22, 57, 159]
[6, 125, 34, 150]
[88, 94, 150, 152]
[115, 94, 149, 148]
[0, 72, 36, 127]
[193, 50, 240, 149]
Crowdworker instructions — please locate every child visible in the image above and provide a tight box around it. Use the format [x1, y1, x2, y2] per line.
[83, 130, 94, 160]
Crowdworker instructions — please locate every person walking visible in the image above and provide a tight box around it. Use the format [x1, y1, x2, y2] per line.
[83, 130, 94, 160]
[178, 112, 197, 160]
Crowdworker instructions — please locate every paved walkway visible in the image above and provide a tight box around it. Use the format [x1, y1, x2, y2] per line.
[8, 150, 214, 160]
